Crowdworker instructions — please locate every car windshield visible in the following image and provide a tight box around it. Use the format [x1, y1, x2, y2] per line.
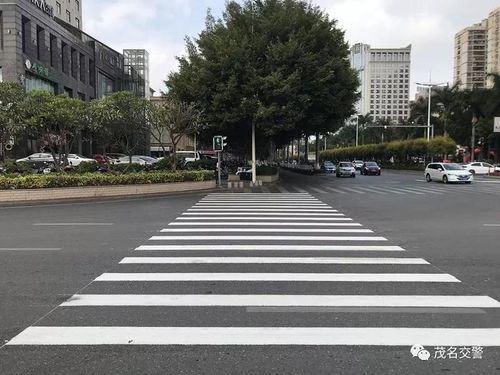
[443, 163, 463, 171]
[365, 162, 378, 167]
[340, 163, 353, 167]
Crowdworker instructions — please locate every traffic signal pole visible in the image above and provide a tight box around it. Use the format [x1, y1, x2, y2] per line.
[217, 151, 222, 188]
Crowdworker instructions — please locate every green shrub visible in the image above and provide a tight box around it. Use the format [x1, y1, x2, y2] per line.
[185, 158, 217, 171]
[156, 155, 187, 171]
[76, 161, 99, 173]
[0, 170, 215, 190]
[256, 165, 278, 176]
[110, 163, 145, 173]
[0, 159, 33, 175]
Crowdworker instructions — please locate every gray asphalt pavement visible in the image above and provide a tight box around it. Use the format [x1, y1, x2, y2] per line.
[0, 170, 499, 375]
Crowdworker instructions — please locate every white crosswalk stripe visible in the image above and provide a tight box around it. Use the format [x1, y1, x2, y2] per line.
[7, 192, 500, 349]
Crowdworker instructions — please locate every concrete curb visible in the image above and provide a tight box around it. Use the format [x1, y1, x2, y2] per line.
[0, 180, 217, 203]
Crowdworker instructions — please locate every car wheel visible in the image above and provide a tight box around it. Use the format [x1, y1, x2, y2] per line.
[377, 172, 381, 176]
[443, 175, 448, 184]
[352, 173, 356, 178]
[426, 174, 432, 182]
[336, 174, 340, 178]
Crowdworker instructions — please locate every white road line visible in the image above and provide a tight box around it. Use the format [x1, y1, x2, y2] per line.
[135, 245, 405, 251]
[160, 228, 373, 233]
[276, 185, 290, 193]
[0, 248, 62, 251]
[168, 222, 362, 227]
[309, 187, 329, 194]
[484, 224, 500, 227]
[387, 187, 425, 195]
[195, 204, 330, 207]
[370, 186, 406, 195]
[396, 187, 442, 195]
[175, 217, 353, 221]
[182, 213, 345, 216]
[32, 223, 114, 226]
[120, 257, 427, 264]
[95, 273, 459, 282]
[354, 186, 388, 195]
[61, 295, 499, 307]
[10, 327, 500, 346]
[201, 200, 321, 203]
[337, 187, 367, 194]
[187, 209, 339, 213]
[149, 236, 388, 241]
[323, 186, 348, 194]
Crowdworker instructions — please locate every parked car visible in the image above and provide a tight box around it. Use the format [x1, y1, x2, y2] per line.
[66, 154, 96, 166]
[352, 160, 364, 171]
[462, 162, 495, 175]
[176, 151, 201, 164]
[323, 161, 336, 173]
[360, 161, 381, 176]
[336, 162, 356, 178]
[116, 156, 158, 166]
[16, 153, 55, 169]
[92, 155, 109, 165]
[106, 153, 127, 163]
[425, 163, 473, 184]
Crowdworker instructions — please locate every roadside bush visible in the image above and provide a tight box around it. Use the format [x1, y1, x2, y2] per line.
[0, 159, 33, 175]
[156, 155, 186, 171]
[76, 161, 99, 173]
[256, 165, 278, 176]
[0, 170, 215, 190]
[110, 163, 146, 173]
[185, 158, 217, 171]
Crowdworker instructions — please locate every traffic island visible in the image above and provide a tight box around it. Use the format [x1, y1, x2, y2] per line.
[0, 171, 216, 203]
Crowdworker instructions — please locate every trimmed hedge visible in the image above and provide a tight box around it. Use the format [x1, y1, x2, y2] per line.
[0, 170, 214, 190]
[319, 137, 456, 163]
[257, 166, 279, 176]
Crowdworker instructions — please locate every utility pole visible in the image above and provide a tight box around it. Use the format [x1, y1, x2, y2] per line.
[250, 0, 257, 185]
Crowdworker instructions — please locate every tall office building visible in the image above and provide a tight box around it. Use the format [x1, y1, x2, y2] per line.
[46, 0, 83, 29]
[123, 49, 150, 98]
[454, 6, 500, 89]
[454, 20, 488, 89]
[350, 43, 411, 122]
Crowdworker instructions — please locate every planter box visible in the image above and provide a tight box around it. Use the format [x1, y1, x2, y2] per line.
[258, 173, 279, 183]
[227, 174, 240, 182]
[0, 180, 216, 203]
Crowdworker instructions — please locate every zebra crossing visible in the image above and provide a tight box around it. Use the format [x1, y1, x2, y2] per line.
[263, 182, 500, 197]
[6, 192, 500, 347]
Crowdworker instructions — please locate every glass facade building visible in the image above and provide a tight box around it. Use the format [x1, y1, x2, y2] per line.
[123, 49, 150, 98]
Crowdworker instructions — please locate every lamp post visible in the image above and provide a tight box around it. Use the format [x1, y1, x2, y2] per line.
[250, 0, 257, 185]
[415, 82, 447, 141]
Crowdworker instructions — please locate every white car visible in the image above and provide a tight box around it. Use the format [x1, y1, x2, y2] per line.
[425, 163, 473, 184]
[116, 156, 158, 166]
[352, 160, 364, 170]
[176, 151, 201, 164]
[462, 162, 495, 175]
[66, 154, 96, 166]
[16, 153, 54, 163]
[336, 162, 356, 178]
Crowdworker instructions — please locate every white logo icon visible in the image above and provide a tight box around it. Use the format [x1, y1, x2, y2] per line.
[411, 344, 430, 361]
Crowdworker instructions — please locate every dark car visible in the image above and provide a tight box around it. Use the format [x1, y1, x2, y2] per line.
[323, 161, 336, 173]
[360, 161, 381, 175]
[92, 154, 109, 165]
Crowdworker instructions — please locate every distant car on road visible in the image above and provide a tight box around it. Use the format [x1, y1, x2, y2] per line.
[336, 162, 356, 178]
[66, 154, 96, 166]
[425, 163, 473, 184]
[360, 161, 381, 176]
[106, 153, 127, 163]
[323, 161, 336, 173]
[16, 153, 55, 170]
[92, 155, 109, 165]
[352, 160, 364, 170]
[176, 151, 201, 164]
[116, 156, 158, 166]
[462, 162, 495, 175]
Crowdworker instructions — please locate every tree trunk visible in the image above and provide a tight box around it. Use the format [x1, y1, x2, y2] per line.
[471, 115, 477, 163]
[304, 135, 309, 164]
[315, 132, 320, 170]
[171, 142, 178, 171]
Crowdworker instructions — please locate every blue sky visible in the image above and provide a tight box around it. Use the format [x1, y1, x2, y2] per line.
[83, 0, 500, 96]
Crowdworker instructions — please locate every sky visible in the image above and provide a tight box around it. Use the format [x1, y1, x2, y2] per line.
[83, 0, 500, 97]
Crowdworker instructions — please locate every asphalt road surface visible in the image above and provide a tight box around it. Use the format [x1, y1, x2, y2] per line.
[1, 169, 500, 375]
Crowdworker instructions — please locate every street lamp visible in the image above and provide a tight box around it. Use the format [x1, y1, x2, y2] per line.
[415, 81, 447, 141]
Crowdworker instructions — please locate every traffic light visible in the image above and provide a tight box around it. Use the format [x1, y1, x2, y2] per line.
[213, 136, 227, 152]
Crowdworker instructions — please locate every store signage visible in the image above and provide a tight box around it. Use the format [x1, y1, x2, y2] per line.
[25, 59, 51, 79]
[28, 0, 54, 17]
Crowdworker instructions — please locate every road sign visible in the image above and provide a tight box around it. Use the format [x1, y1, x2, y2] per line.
[494, 117, 500, 133]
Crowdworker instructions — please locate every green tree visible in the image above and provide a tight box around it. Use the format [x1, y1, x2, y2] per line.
[166, 0, 359, 162]
[88, 92, 149, 163]
[0, 83, 26, 159]
[22, 91, 87, 171]
[148, 99, 204, 170]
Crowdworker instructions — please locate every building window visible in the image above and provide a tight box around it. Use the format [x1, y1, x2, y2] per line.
[49, 34, 57, 67]
[75, 18, 80, 29]
[66, 10, 71, 23]
[22, 16, 30, 53]
[71, 48, 77, 79]
[56, 2, 61, 15]
[36, 26, 44, 61]
[79, 53, 86, 83]
[61, 41, 67, 73]
[75, 0, 80, 11]
[25, 73, 56, 93]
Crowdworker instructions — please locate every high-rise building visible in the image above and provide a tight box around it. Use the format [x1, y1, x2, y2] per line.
[350, 43, 411, 122]
[454, 20, 488, 89]
[123, 49, 150, 99]
[454, 6, 500, 89]
[487, 6, 500, 87]
[46, 0, 83, 29]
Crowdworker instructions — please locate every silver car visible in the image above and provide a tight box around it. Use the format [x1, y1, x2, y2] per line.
[336, 162, 356, 178]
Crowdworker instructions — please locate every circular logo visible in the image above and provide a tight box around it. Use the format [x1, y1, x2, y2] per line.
[25, 59, 32, 70]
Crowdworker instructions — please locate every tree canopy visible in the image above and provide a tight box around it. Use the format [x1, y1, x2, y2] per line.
[166, 0, 359, 157]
